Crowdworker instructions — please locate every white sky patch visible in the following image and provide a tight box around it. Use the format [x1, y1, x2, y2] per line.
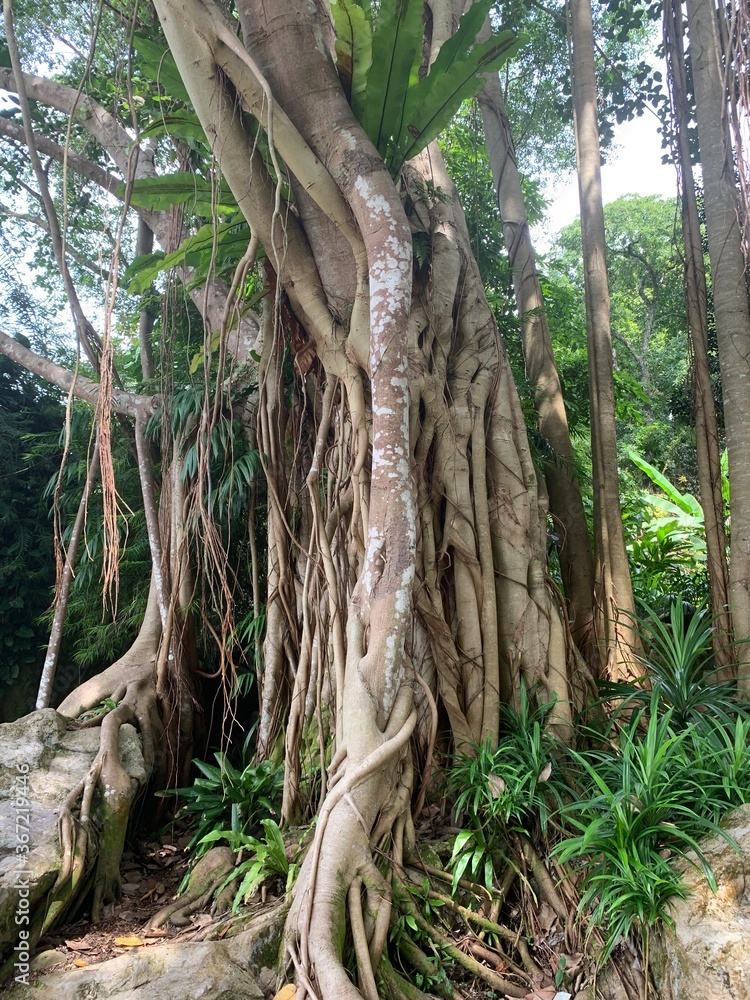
[532, 107, 679, 254]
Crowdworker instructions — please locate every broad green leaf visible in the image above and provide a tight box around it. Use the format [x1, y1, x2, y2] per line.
[629, 450, 702, 517]
[140, 111, 208, 147]
[132, 33, 191, 105]
[393, 27, 526, 172]
[123, 173, 238, 216]
[642, 495, 702, 523]
[332, 0, 373, 120]
[361, 0, 423, 156]
[124, 218, 251, 294]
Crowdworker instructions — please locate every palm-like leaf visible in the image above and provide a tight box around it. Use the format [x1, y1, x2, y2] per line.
[333, 0, 525, 176]
[360, 0, 423, 156]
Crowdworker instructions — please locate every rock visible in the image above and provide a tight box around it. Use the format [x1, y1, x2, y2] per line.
[7, 938, 264, 999]
[651, 804, 750, 1000]
[5, 903, 287, 999]
[0, 709, 146, 975]
[29, 950, 66, 972]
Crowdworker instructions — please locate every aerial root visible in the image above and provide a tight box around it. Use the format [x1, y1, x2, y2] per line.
[349, 878, 379, 1000]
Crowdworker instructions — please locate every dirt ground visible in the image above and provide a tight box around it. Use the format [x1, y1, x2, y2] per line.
[1, 829, 196, 993]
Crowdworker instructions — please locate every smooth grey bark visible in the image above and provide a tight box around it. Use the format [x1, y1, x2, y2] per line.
[686, 0, 750, 688]
[567, 0, 637, 679]
[477, 55, 595, 655]
[0, 329, 158, 417]
[665, 0, 733, 671]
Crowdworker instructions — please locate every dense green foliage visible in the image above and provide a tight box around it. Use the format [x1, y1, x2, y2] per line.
[0, 351, 61, 706]
[446, 607, 749, 964]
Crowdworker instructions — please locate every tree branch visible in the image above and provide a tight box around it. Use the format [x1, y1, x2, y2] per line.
[0, 329, 159, 418]
[0, 116, 122, 196]
[0, 64, 260, 365]
[0, 66, 156, 182]
[0, 201, 114, 282]
[3, 0, 103, 369]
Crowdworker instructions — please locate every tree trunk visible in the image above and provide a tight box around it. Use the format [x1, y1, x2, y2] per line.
[477, 49, 595, 657]
[36, 439, 101, 710]
[665, 0, 733, 671]
[686, 0, 750, 689]
[150, 0, 577, 993]
[567, 0, 638, 680]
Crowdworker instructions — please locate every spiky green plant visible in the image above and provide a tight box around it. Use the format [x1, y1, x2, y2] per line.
[599, 602, 743, 731]
[556, 700, 744, 960]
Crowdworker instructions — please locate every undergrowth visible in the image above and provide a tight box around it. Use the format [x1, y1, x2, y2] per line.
[167, 603, 750, 993]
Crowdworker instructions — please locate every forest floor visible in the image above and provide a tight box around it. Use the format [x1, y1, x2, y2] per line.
[0, 809, 599, 999]
[0, 828, 194, 994]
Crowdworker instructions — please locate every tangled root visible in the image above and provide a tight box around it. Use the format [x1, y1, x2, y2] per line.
[146, 847, 236, 930]
[56, 660, 162, 922]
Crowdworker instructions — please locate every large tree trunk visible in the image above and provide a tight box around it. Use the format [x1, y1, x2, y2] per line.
[477, 48, 595, 657]
[151, 0, 577, 993]
[664, 0, 733, 672]
[567, 0, 637, 680]
[685, 0, 750, 689]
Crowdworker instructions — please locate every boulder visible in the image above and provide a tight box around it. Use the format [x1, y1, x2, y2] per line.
[0, 709, 145, 979]
[5, 902, 286, 999]
[6, 938, 265, 999]
[651, 804, 750, 1000]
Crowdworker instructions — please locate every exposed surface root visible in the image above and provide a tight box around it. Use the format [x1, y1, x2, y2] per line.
[391, 878, 530, 999]
[56, 691, 147, 922]
[146, 847, 236, 929]
[55, 640, 161, 923]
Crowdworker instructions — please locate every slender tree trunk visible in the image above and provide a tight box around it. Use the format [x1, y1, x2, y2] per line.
[136, 219, 155, 381]
[686, 0, 750, 689]
[477, 54, 595, 656]
[36, 439, 101, 709]
[665, 0, 733, 671]
[567, 0, 637, 679]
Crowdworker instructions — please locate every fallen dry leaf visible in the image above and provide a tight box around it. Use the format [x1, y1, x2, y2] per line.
[273, 986, 296, 1000]
[65, 940, 92, 952]
[73, 959, 88, 968]
[487, 774, 506, 796]
[114, 935, 144, 948]
[537, 901, 558, 935]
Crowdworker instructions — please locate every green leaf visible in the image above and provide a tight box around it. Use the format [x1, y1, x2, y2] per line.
[629, 451, 702, 517]
[132, 32, 191, 105]
[140, 111, 208, 147]
[361, 0, 423, 156]
[332, 0, 373, 119]
[123, 173, 238, 216]
[394, 26, 526, 172]
[123, 218, 251, 294]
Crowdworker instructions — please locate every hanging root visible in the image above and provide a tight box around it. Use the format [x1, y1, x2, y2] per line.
[146, 847, 236, 930]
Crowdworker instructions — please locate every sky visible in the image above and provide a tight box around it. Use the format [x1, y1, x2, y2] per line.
[531, 105, 680, 253]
